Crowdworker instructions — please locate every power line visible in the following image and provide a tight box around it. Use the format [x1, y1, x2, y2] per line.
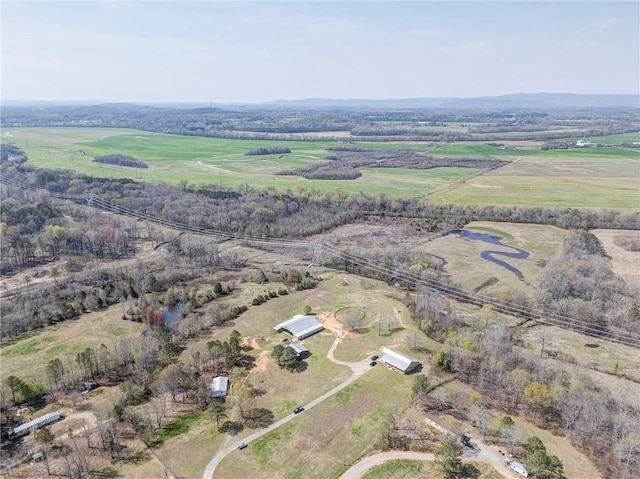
[1, 175, 638, 348]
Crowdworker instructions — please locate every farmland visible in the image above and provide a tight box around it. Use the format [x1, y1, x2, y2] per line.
[3, 127, 639, 209]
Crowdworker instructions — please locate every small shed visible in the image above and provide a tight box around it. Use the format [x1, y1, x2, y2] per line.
[274, 314, 324, 340]
[288, 343, 311, 359]
[211, 376, 229, 398]
[381, 347, 421, 374]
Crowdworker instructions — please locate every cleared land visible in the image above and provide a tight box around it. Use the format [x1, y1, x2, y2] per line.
[0, 304, 145, 384]
[3, 127, 638, 208]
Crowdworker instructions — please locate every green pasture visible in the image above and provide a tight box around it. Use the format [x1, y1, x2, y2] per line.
[432, 175, 639, 209]
[214, 366, 414, 479]
[163, 271, 421, 478]
[433, 143, 539, 157]
[361, 459, 427, 479]
[434, 142, 640, 159]
[3, 127, 638, 208]
[421, 222, 570, 295]
[432, 147, 639, 209]
[360, 460, 503, 479]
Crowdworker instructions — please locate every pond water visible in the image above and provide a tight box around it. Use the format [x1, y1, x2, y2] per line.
[455, 230, 529, 277]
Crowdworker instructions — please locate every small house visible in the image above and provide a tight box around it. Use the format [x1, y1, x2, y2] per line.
[211, 376, 229, 398]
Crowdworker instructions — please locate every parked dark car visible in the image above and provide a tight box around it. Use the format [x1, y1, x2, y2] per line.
[293, 406, 305, 414]
[369, 361, 377, 367]
[371, 355, 379, 361]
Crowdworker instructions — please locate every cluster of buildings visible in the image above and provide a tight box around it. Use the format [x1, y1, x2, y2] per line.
[210, 313, 422, 398]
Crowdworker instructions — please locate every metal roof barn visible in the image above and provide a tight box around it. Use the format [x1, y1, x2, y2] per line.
[274, 314, 324, 340]
[381, 347, 421, 374]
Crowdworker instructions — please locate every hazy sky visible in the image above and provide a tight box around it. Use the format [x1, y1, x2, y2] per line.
[2, 1, 638, 103]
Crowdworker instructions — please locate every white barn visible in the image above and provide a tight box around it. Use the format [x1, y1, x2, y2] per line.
[381, 347, 421, 374]
[211, 376, 229, 398]
[274, 314, 324, 340]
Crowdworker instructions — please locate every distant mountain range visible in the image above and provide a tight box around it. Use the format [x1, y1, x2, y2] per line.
[263, 93, 640, 109]
[2, 93, 639, 110]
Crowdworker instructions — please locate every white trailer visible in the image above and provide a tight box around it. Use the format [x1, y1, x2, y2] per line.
[8, 411, 61, 440]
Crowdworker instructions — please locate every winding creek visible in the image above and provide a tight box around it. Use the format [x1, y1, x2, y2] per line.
[455, 230, 530, 277]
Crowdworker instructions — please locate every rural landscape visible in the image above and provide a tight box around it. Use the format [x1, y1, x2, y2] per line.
[0, 95, 639, 479]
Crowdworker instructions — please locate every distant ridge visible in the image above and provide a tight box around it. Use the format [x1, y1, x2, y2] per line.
[2, 93, 638, 110]
[263, 93, 640, 109]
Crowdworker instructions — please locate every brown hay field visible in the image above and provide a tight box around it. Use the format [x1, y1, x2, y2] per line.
[591, 229, 640, 285]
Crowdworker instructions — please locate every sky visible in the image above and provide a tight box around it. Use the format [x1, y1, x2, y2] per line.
[1, 1, 639, 103]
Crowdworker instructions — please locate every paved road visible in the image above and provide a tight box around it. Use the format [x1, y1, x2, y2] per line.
[197, 326, 517, 479]
[201, 334, 372, 479]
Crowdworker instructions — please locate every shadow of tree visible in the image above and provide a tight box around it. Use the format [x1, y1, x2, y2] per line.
[461, 463, 481, 478]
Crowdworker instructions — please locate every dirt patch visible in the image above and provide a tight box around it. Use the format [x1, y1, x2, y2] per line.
[250, 353, 270, 374]
[318, 311, 343, 334]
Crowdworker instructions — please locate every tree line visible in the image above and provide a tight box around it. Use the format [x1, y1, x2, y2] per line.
[409, 289, 639, 478]
[93, 154, 148, 169]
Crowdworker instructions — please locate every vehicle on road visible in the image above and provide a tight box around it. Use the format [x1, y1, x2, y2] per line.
[237, 442, 247, 450]
[369, 361, 377, 367]
[293, 406, 305, 414]
[371, 355, 379, 361]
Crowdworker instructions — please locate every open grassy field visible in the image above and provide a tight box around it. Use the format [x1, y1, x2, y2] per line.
[433, 148, 639, 209]
[213, 365, 414, 479]
[3, 127, 638, 208]
[156, 272, 419, 478]
[0, 304, 145, 384]
[417, 221, 569, 295]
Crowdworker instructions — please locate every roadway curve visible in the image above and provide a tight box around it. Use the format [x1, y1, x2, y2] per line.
[202, 333, 372, 479]
[202, 332, 517, 479]
[339, 442, 518, 479]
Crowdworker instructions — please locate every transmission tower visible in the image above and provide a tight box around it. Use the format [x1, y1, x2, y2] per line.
[308, 242, 324, 275]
